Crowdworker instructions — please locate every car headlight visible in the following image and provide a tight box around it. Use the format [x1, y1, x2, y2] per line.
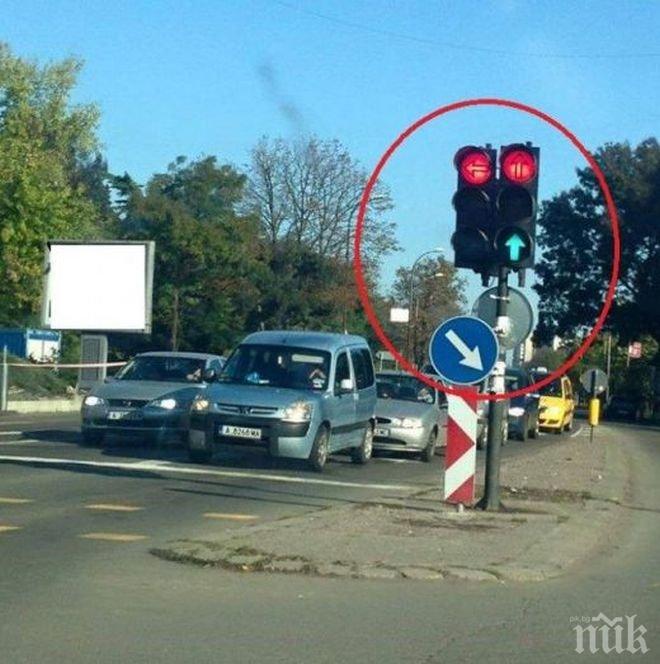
[508, 407, 525, 417]
[282, 401, 313, 423]
[401, 417, 423, 429]
[192, 397, 210, 412]
[150, 398, 177, 410]
[84, 395, 105, 407]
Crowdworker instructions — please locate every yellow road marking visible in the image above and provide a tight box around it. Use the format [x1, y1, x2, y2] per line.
[85, 503, 143, 512]
[79, 532, 147, 542]
[203, 512, 260, 521]
[0, 525, 22, 533]
[0, 497, 33, 504]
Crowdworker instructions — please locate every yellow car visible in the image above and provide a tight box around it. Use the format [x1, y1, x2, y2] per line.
[535, 374, 575, 434]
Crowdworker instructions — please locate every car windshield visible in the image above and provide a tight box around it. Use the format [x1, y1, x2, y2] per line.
[219, 345, 331, 391]
[115, 356, 206, 383]
[376, 375, 435, 404]
[535, 377, 563, 397]
[505, 372, 527, 391]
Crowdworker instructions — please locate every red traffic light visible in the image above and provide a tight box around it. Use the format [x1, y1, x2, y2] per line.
[455, 148, 494, 186]
[501, 148, 537, 184]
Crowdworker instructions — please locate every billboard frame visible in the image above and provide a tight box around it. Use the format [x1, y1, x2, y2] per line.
[41, 240, 155, 334]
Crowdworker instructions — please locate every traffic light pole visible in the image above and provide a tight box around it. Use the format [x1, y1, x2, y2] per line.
[478, 267, 509, 511]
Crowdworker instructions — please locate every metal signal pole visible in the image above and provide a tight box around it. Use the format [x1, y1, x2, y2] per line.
[478, 267, 509, 511]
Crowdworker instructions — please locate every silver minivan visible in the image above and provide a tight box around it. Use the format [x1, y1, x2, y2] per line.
[188, 331, 377, 471]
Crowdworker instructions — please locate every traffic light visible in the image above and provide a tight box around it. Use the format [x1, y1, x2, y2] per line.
[451, 145, 497, 273]
[494, 144, 540, 270]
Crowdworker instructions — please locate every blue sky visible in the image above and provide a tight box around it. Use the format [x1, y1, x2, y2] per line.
[4, 0, 660, 314]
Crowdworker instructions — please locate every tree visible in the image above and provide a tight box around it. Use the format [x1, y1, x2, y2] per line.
[389, 257, 467, 367]
[246, 136, 399, 334]
[0, 44, 103, 324]
[534, 138, 660, 348]
[247, 137, 396, 262]
[114, 156, 261, 352]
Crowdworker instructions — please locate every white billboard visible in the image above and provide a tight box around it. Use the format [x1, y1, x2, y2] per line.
[41, 241, 155, 333]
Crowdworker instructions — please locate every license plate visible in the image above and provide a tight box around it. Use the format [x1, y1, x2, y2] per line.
[220, 424, 262, 440]
[108, 410, 130, 420]
[375, 427, 389, 437]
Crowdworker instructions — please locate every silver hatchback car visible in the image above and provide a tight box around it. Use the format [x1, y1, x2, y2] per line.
[188, 331, 377, 471]
[373, 371, 447, 461]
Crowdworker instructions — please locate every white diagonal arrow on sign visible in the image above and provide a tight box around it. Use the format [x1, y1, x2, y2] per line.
[445, 329, 483, 371]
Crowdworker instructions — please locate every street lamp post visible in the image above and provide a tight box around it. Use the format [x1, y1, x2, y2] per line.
[405, 248, 445, 364]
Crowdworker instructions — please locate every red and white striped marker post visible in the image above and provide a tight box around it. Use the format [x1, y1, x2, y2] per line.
[444, 387, 478, 505]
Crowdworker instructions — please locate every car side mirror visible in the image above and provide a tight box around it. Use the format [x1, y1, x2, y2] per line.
[339, 378, 354, 394]
[202, 369, 217, 383]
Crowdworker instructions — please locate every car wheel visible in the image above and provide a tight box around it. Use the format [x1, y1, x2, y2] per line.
[564, 417, 573, 432]
[420, 429, 437, 463]
[351, 423, 374, 465]
[476, 425, 487, 450]
[308, 425, 330, 472]
[189, 448, 212, 464]
[147, 429, 165, 445]
[188, 429, 213, 464]
[82, 428, 105, 445]
[516, 422, 527, 442]
[529, 418, 539, 439]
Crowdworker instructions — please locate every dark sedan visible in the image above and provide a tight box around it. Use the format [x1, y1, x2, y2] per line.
[81, 351, 225, 444]
[506, 367, 540, 441]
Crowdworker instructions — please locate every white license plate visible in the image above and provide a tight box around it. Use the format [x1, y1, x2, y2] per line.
[108, 410, 130, 420]
[220, 424, 262, 440]
[375, 427, 390, 437]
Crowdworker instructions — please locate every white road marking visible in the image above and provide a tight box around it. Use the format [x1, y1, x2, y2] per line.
[0, 439, 47, 445]
[0, 525, 22, 533]
[0, 497, 33, 504]
[0, 431, 22, 436]
[0, 454, 422, 492]
[203, 512, 259, 521]
[570, 425, 585, 438]
[85, 504, 144, 512]
[79, 532, 147, 542]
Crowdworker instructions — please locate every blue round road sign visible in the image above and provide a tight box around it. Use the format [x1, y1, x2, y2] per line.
[428, 315, 499, 385]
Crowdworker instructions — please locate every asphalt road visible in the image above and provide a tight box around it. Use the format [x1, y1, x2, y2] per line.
[0, 412, 657, 663]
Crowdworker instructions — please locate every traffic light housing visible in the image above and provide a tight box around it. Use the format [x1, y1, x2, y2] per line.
[451, 146, 497, 272]
[495, 144, 539, 270]
[451, 142, 540, 275]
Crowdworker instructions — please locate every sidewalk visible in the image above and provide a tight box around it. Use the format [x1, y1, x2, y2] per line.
[153, 424, 631, 583]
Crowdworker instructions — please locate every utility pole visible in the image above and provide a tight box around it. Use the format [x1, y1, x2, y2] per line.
[1, 346, 8, 412]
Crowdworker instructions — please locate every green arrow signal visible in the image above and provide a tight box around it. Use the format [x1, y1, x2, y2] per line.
[505, 233, 525, 261]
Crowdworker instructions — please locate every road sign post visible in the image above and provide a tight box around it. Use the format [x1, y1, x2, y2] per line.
[580, 368, 608, 441]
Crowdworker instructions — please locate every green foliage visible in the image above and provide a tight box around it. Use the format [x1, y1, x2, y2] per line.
[0, 44, 104, 324]
[535, 138, 660, 348]
[389, 257, 467, 367]
[114, 157, 261, 352]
